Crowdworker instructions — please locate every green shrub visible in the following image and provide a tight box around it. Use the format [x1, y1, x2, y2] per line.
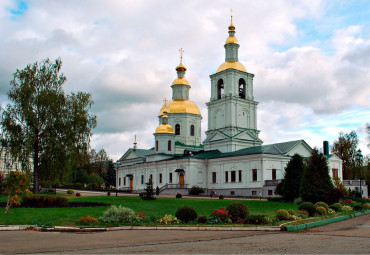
[328, 208, 335, 214]
[297, 210, 309, 218]
[329, 203, 342, 212]
[275, 209, 290, 220]
[341, 205, 353, 211]
[197, 216, 207, 223]
[353, 204, 364, 211]
[244, 214, 270, 225]
[99, 205, 134, 223]
[315, 201, 329, 212]
[158, 214, 179, 225]
[22, 196, 67, 208]
[67, 189, 74, 195]
[176, 193, 182, 198]
[298, 202, 316, 216]
[219, 195, 224, 199]
[189, 186, 205, 195]
[288, 209, 296, 216]
[175, 206, 198, 223]
[316, 206, 327, 215]
[226, 202, 250, 222]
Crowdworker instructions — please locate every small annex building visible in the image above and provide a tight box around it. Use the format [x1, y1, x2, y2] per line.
[117, 16, 343, 197]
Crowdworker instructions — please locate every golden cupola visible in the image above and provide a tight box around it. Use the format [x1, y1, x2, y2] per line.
[217, 12, 247, 73]
[159, 49, 201, 116]
[154, 110, 174, 134]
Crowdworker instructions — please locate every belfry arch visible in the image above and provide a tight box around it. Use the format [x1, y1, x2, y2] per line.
[217, 79, 224, 99]
[239, 78, 246, 99]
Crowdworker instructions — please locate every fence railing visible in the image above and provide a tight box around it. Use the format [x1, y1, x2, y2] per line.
[158, 183, 188, 193]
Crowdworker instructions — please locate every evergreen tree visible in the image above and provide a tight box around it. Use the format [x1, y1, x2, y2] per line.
[142, 177, 156, 200]
[281, 154, 305, 202]
[105, 160, 116, 188]
[300, 148, 334, 203]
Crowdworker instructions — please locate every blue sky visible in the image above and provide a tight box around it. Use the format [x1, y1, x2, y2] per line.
[0, 0, 369, 159]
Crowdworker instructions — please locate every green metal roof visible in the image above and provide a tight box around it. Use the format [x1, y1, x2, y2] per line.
[175, 141, 204, 149]
[133, 148, 155, 158]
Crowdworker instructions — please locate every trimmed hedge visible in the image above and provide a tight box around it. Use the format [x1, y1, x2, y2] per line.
[175, 206, 198, 223]
[298, 202, 316, 216]
[226, 202, 250, 222]
[22, 196, 68, 208]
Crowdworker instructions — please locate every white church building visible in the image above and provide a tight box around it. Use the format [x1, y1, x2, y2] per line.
[116, 17, 343, 197]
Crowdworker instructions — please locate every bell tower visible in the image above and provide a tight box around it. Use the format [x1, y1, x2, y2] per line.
[203, 14, 262, 153]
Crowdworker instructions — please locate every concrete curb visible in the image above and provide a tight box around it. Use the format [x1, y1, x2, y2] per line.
[0, 224, 281, 232]
[283, 210, 370, 232]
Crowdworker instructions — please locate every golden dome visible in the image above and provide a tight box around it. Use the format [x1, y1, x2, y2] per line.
[225, 35, 238, 44]
[176, 61, 187, 72]
[154, 123, 174, 134]
[172, 77, 190, 86]
[217, 61, 246, 73]
[159, 99, 201, 116]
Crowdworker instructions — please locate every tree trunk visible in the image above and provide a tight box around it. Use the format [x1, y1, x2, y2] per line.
[5, 193, 11, 214]
[33, 133, 39, 194]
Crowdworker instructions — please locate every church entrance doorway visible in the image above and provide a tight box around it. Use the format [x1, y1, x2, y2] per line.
[129, 177, 133, 191]
[179, 173, 185, 188]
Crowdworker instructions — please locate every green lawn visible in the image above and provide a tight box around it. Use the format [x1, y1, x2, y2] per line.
[0, 195, 299, 226]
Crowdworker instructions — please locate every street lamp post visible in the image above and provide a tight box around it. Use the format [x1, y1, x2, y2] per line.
[355, 149, 363, 198]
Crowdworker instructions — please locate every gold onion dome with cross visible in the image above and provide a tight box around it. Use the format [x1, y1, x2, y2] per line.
[154, 104, 175, 134]
[217, 11, 246, 73]
[159, 49, 201, 116]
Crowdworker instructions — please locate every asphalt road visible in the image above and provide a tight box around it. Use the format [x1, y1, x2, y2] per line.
[1, 214, 369, 254]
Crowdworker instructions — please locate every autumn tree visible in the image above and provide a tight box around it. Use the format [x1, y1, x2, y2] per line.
[300, 148, 334, 203]
[332, 131, 359, 180]
[4, 171, 30, 213]
[280, 154, 305, 202]
[1, 58, 96, 193]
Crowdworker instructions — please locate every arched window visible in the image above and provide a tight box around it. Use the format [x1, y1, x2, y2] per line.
[190, 125, 195, 136]
[239, 78, 246, 99]
[156, 140, 159, 151]
[168, 140, 172, 151]
[217, 79, 224, 99]
[175, 124, 180, 135]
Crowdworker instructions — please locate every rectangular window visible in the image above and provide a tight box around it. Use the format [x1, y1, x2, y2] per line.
[252, 190, 257, 196]
[159, 174, 162, 184]
[169, 173, 173, 183]
[272, 169, 276, 180]
[123, 177, 126, 186]
[225, 171, 229, 182]
[150, 174, 153, 182]
[231, 171, 236, 182]
[238, 170, 242, 182]
[252, 169, 257, 181]
[141, 175, 144, 184]
[332, 169, 338, 179]
[212, 172, 217, 183]
[268, 190, 273, 196]
[119, 178, 122, 186]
